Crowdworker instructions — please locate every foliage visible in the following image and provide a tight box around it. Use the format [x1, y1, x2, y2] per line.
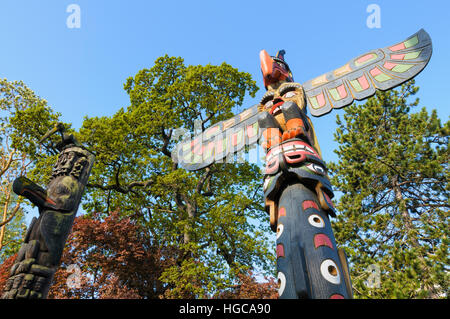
[47, 211, 276, 299]
[0, 79, 64, 183]
[48, 212, 160, 299]
[215, 271, 278, 299]
[0, 210, 26, 264]
[329, 80, 449, 299]
[0, 78, 61, 261]
[0, 254, 16, 294]
[70, 55, 276, 297]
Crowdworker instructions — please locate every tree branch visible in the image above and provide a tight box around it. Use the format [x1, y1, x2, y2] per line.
[87, 179, 153, 194]
[160, 127, 173, 158]
[0, 148, 16, 178]
[196, 167, 214, 195]
[0, 202, 21, 227]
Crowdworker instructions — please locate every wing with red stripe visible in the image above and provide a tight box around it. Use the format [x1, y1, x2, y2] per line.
[172, 104, 261, 171]
[303, 29, 432, 117]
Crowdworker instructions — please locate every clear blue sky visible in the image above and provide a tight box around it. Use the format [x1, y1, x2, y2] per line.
[1, 1, 449, 222]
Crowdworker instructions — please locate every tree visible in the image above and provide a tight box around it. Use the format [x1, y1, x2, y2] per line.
[215, 271, 278, 299]
[0, 57, 276, 298]
[0, 79, 61, 262]
[73, 55, 275, 297]
[0, 254, 16, 293]
[48, 212, 160, 299]
[329, 80, 449, 298]
[0, 138, 27, 262]
[46, 212, 278, 299]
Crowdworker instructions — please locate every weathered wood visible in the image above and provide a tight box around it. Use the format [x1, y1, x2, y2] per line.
[1, 126, 95, 299]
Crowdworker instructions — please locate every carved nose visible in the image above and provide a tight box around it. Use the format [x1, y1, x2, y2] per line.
[260, 49, 275, 89]
[260, 49, 273, 78]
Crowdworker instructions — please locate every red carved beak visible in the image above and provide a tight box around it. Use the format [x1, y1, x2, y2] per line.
[260, 49, 273, 85]
[260, 49, 290, 89]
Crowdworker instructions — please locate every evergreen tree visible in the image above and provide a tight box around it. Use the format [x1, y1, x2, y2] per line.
[329, 80, 449, 298]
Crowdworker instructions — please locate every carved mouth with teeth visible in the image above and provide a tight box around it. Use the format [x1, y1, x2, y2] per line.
[269, 101, 284, 117]
[265, 140, 322, 174]
[281, 140, 320, 164]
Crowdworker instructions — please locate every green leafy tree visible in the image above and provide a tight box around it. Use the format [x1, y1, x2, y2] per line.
[0, 79, 62, 262]
[0, 209, 26, 264]
[76, 55, 275, 298]
[329, 80, 449, 299]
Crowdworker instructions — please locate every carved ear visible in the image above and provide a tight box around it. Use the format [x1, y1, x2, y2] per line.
[315, 182, 336, 217]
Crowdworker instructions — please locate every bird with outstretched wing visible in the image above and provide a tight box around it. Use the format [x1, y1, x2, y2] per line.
[171, 29, 432, 299]
[172, 29, 432, 171]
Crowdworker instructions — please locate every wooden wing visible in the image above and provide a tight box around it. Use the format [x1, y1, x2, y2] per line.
[303, 29, 432, 117]
[172, 105, 262, 171]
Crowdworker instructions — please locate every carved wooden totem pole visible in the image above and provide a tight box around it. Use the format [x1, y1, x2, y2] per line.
[173, 29, 432, 298]
[1, 124, 95, 299]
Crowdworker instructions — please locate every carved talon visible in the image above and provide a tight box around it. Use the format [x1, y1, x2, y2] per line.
[262, 128, 282, 149]
[282, 118, 306, 142]
[258, 111, 283, 150]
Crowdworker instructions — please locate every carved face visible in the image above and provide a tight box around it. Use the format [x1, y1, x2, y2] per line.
[260, 49, 294, 89]
[258, 82, 306, 131]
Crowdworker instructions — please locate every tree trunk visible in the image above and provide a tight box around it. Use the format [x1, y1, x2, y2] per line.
[391, 175, 419, 247]
[183, 202, 195, 245]
[0, 194, 9, 252]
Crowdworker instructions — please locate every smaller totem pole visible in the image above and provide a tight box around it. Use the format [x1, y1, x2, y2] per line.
[1, 123, 95, 299]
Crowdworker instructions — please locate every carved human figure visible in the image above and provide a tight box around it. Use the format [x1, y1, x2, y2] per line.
[1, 129, 94, 299]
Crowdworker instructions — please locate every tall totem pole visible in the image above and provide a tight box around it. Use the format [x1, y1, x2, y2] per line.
[173, 29, 432, 298]
[1, 124, 95, 299]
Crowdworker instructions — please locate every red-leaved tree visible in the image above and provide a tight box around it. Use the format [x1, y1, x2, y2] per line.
[0, 254, 16, 294]
[48, 211, 178, 299]
[216, 271, 278, 299]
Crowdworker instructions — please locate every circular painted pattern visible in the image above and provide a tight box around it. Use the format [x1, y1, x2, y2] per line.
[320, 259, 341, 285]
[276, 224, 284, 239]
[308, 214, 325, 228]
[277, 272, 286, 296]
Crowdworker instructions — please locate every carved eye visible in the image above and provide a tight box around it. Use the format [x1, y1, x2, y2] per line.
[308, 214, 325, 228]
[283, 91, 297, 98]
[320, 259, 341, 284]
[264, 100, 274, 109]
[277, 272, 286, 296]
[276, 224, 284, 239]
[260, 91, 275, 110]
[306, 163, 325, 175]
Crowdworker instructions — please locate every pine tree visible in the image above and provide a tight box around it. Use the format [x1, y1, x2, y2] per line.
[329, 80, 449, 299]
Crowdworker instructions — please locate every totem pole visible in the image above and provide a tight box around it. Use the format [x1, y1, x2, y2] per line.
[1, 123, 95, 299]
[174, 29, 432, 298]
